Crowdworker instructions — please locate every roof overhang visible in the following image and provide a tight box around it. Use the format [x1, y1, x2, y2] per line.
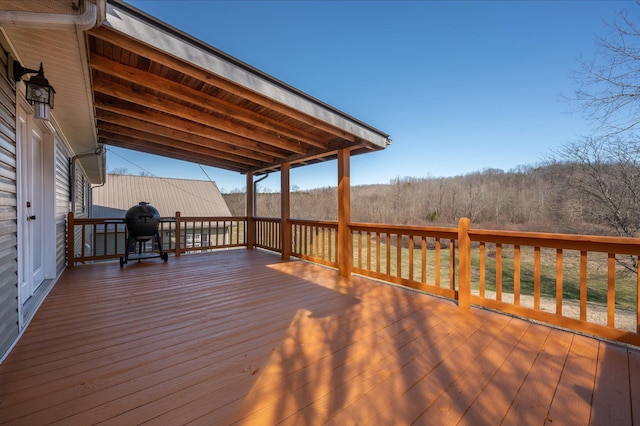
[0, 0, 106, 183]
[1, 0, 390, 182]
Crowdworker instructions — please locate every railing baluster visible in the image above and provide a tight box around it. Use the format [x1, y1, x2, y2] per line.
[102, 222, 108, 255]
[580, 250, 588, 321]
[357, 231, 362, 269]
[367, 232, 372, 272]
[608, 252, 615, 327]
[450, 241, 455, 291]
[376, 232, 381, 273]
[421, 236, 426, 284]
[496, 243, 502, 302]
[409, 236, 414, 282]
[81, 225, 86, 258]
[435, 238, 441, 288]
[514, 245, 520, 306]
[479, 241, 486, 298]
[396, 234, 402, 278]
[382, 233, 388, 275]
[534, 246, 541, 310]
[556, 248, 563, 315]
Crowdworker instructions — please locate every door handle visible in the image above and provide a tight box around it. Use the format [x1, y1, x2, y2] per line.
[27, 215, 36, 221]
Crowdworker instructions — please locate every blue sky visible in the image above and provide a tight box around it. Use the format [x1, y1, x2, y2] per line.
[110, 0, 633, 192]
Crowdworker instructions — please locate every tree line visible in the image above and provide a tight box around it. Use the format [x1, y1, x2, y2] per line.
[222, 161, 638, 238]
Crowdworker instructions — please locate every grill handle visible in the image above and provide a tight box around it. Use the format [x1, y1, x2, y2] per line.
[138, 214, 154, 223]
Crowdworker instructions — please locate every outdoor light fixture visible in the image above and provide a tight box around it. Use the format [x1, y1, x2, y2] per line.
[13, 61, 55, 120]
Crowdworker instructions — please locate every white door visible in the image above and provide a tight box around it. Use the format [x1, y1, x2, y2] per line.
[17, 107, 45, 305]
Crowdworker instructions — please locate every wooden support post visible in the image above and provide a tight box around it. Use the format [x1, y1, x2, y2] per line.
[67, 211, 75, 267]
[281, 163, 291, 260]
[175, 211, 181, 257]
[246, 172, 255, 250]
[458, 217, 471, 310]
[338, 149, 352, 278]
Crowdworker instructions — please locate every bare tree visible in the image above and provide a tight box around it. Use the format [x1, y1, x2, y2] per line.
[108, 167, 129, 174]
[555, 2, 640, 253]
[571, 5, 640, 136]
[553, 136, 640, 237]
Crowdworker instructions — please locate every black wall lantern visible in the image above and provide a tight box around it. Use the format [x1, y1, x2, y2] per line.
[13, 61, 55, 120]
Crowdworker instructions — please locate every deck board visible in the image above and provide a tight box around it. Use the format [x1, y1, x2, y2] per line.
[411, 315, 531, 425]
[0, 249, 638, 425]
[591, 343, 633, 425]
[546, 334, 599, 426]
[457, 321, 550, 425]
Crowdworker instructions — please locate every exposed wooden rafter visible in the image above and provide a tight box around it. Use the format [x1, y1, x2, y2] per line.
[86, 11, 389, 174]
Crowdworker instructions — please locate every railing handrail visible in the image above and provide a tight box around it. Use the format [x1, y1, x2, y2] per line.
[350, 222, 458, 239]
[469, 228, 640, 255]
[175, 215, 248, 221]
[253, 216, 280, 222]
[289, 218, 338, 228]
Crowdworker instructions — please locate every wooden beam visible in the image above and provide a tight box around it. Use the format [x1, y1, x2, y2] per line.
[94, 99, 287, 160]
[95, 105, 278, 162]
[88, 29, 361, 143]
[90, 54, 329, 149]
[337, 149, 352, 278]
[92, 77, 310, 155]
[246, 172, 255, 250]
[281, 163, 291, 261]
[98, 133, 245, 172]
[96, 122, 264, 167]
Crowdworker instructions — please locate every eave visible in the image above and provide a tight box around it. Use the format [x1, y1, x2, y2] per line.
[89, 0, 391, 175]
[0, 0, 390, 183]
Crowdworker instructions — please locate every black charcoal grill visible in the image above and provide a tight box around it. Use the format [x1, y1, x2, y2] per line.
[120, 201, 168, 267]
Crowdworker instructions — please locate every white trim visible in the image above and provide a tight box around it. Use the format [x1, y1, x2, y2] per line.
[15, 102, 26, 331]
[15, 91, 58, 330]
[40, 128, 57, 280]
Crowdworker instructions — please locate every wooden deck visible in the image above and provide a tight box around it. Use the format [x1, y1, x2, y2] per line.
[1, 250, 639, 425]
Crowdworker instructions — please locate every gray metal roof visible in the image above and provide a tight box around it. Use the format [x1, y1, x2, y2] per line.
[91, 174, 232, 218]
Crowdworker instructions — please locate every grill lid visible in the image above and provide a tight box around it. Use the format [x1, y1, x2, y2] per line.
[124, 201, 160, 237]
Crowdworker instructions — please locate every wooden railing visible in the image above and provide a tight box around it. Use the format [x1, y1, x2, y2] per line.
[254, 217, 281, 253]
[343, 218, 639, 346]
[290, 219, 338, 268]
[350, 223, 458, 299]
[67, 213, 640, 346]
[464, 225, 640, 346]
[67, 212, 246, 263]
[177, 215, 246, 252]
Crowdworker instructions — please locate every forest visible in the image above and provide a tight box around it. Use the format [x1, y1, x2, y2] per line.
[222, 161, 639, 238]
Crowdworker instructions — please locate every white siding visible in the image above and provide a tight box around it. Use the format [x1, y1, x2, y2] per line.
[0, 37, 18, 360]
[54, 142, 71, 275]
